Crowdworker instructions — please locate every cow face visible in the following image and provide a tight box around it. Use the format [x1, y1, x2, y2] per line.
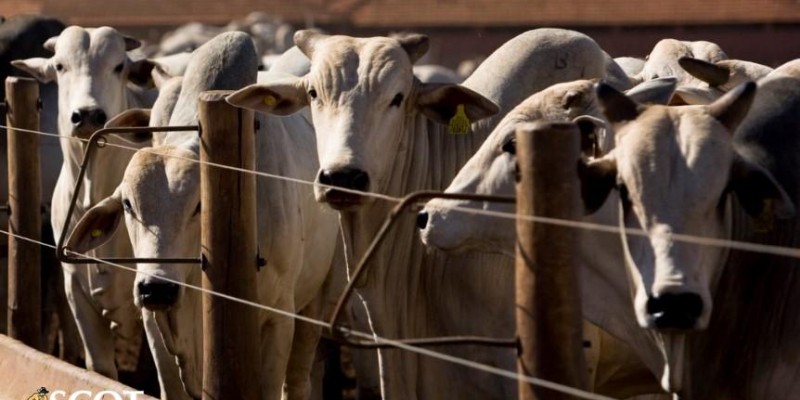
[418, 78, 677, 255]
[12, 26, 150, 138]
[67, 147, 201, 311]
[419, 80, 607, 254]
[580, 82, 794, 334]
[226, 31, 498, 211]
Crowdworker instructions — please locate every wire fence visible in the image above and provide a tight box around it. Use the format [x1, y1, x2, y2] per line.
[1, 121, 798, 400]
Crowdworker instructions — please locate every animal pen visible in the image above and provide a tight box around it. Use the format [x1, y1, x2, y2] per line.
[3, 75, 799, 399]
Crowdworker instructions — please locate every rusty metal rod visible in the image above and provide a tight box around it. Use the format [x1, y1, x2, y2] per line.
[327, 190, 519, 349]
[56, 125, 201, 265]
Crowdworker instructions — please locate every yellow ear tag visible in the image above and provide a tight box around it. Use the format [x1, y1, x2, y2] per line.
[754, 198, 774, 233]
[263, 95, 277, 107]
[448, 104, 470, 134]
[91, 228, 103, 238]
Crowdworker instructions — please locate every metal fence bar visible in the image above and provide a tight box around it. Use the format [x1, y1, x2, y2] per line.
[55, 125, 201, 265]
[327, 190, 520, 349]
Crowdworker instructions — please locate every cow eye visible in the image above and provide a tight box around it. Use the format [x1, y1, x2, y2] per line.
[501, 138, 516, 155]
[390, 93, 404, 107]
[122, 199, 133, 213]
[308, 89, 317, 99]
[114, 62, 124, 73]
[192, 202, 201, 217]
[55, 63, 64, 72]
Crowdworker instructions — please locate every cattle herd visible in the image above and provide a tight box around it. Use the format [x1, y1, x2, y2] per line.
[0, 10, 799, 400]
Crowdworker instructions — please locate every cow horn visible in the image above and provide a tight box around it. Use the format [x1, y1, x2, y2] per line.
[707, 81, 756, 132]
[294, 29, 328, 59]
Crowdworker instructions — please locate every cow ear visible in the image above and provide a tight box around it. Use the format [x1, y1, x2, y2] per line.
[43, 36, 58, 52]
[595, 82, 642, 124]
[396, 33, 429, 64]
[577, 154, 618, 215]
[127, 59, 156, 87]
[294, 29, 328, 59]
[415, 83, 499, 126]
[10, 58, 55, 83]
[625, 76, 677, 105]
[679, 57, 730, 87]
[66, 195, 125, 254]
[105, 108, 153, 144]
[573, 115, 610, 158]
[708, 81, 756, 132]
[227, 78, 309, 116]
[124, 36, 142, 51]
[730, 155, 795, 220]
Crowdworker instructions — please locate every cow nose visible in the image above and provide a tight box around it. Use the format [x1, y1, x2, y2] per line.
[646, 292, 703, 330]
[71, 108, 107, 127]
[416, 211, 429, 230]
[137, 281, 180, 311]
[318, 168, 370, 192]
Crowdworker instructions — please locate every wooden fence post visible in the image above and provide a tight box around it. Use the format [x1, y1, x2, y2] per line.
[515, 121, 587, 400]
[5, 77, 42, 350]
[199, 90, 261, 399]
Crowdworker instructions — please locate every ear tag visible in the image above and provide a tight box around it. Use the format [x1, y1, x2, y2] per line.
[263, 95, 277, 107]
[448, 104, 470, 134]
[91, 228, 103, 239]
[754, 198, 774, 233]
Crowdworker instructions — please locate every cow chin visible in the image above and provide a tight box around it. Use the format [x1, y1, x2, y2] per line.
[71, 123, 104, 140]
[318, 188, 369, 211]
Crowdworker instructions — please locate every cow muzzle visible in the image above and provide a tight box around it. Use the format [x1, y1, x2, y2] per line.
[316, 167, 370, 210]
[137, 281, 180, 311]
[70, 107, 107, 138]
[646, 292, 703, 330]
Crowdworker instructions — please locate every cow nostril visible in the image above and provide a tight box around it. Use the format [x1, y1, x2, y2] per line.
[416, 211, 429, 230]
[95, 110, 107, 125]
[351, 171, 369, 191]
[138, 281, 180, 310]
[70, 111, 82, 125]
[318, 170, 333, 186]
[647, 292, 704, 330]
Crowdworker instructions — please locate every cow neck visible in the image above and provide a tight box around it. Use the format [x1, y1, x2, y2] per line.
[337, 110, 517, 398]
[685, 198, 800, 398]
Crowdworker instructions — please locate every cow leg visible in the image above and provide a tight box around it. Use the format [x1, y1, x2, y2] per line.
[63, 267, 117, 379]
[143, 309, 192, 400]
[261, 313, 295, 400]
[284, 305, 323, 400]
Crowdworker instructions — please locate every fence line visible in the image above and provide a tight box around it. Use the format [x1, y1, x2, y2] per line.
[0, 227, 615, 400]
[3, 123, 800, 261]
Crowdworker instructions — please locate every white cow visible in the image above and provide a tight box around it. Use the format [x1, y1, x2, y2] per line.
[634, 39, 728, 86]
[13, 26, 156, 379]
[67, 32, 339, 400]
[417, 78, 677, 399]
[228, 28, 614, 399]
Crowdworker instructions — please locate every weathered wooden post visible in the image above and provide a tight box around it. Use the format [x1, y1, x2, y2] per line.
[5, 77, 42, 350]
[515, 121, 587, 400]
[199, 90, 261, 399]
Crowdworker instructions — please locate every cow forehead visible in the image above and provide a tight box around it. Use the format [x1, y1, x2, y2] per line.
[56, 26, 125, 59]
[124, 148, 199, 202]
[616, 106, 733, 208]
[310, 36, 412, 93]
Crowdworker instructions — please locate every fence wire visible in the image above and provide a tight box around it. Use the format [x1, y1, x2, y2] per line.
[0, 227, 615, 400]
[4, 123, 800, 260]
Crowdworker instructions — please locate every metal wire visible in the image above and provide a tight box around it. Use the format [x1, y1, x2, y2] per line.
[3, 123, 798, 262]
[0, 227, 615, 400]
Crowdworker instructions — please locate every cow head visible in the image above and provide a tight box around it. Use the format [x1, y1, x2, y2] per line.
[418, 78, 677, 255]
[227, 31, 498, 210]
[581, 80, 795, 326]
[12, 26, 152, 139]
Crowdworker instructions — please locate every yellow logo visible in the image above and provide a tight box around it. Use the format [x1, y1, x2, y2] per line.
[26, 387, 48, 400]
